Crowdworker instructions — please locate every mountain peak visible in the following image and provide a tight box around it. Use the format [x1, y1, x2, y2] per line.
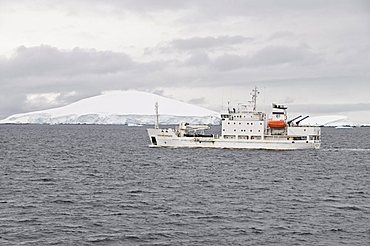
[0, 90, 219, 125]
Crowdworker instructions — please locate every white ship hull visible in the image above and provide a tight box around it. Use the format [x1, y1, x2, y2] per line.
[147, 129, 320, 150]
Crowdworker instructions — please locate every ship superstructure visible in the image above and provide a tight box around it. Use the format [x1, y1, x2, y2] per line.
[147, 87, 321, 150]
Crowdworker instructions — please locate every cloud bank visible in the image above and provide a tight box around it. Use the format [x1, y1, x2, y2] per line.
[0, 0, 369, 122]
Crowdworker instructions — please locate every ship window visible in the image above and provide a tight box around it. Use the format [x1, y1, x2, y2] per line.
[151, 137, 157, 145]
[260, 123, 262, 125]
[239, 122, 241, 125]
[251, 123, 253, 125]
[234, 129, 236, 131]
[238, 135, 249, 139]
[223, 129, 225, 131]
[247, 123, 249, 125]
[234, 122, 236, 125]
[310, 136, 319, 140]
[228, 122, 230, 125]
[250, 130, 253, 132]
[258, 130, 261, 132]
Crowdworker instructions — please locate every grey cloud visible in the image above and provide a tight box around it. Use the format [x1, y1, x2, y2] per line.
[0, 45, 369, 119]
[0, 45, 363, 91]
[3, 0, 368, 24]
[0, 45, 134, 79]
[213, 45, 321, 71]
[57, 0, 370, 18]
[0, 94, 26, 119]
[213, 55, 246, 71]
[0, 45, 215, 116]
[184, 52, 211, 66]
[188, 97, 206, 105]
[148, 36, 253, 56]
[290, 103, 370, 114]
[170, 36, 251, 50]
[87, 0, 191, 13]
[0, 45, 155, 116]
[268, 31, 295, 41]
[251, 45, 321, 66]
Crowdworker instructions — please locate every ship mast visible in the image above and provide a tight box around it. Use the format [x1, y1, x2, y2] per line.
[155, 102, 159, 129]
[251, 86, 259, 111]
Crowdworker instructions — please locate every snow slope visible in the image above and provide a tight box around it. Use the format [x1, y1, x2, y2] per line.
[0, 91, 220, 125]
[299, 115, 353, 126]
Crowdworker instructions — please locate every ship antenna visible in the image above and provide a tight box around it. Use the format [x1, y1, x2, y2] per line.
[155, 102, 159, 129]
[251, 86, 259, 111]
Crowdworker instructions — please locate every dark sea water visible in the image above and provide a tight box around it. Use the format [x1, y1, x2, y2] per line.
[0, 125, 369, 245]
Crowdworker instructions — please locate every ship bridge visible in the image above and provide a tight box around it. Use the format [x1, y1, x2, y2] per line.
[221, 88, 266, 140]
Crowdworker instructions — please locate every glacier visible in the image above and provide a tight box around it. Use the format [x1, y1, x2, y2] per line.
[299, 115, 354, 127]
[0, 91, 220, 125]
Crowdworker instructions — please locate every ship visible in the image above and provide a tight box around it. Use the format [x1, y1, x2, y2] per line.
[147, 87, 321, 150]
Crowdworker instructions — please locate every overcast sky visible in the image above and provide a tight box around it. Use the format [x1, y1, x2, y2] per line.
[0, 0, 369, 122]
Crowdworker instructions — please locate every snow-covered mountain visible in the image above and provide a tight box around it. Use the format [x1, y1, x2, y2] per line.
[0, 91, 220, 125]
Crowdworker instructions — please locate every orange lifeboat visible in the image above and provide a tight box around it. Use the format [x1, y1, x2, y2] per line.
[268, 120, 286, 129]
